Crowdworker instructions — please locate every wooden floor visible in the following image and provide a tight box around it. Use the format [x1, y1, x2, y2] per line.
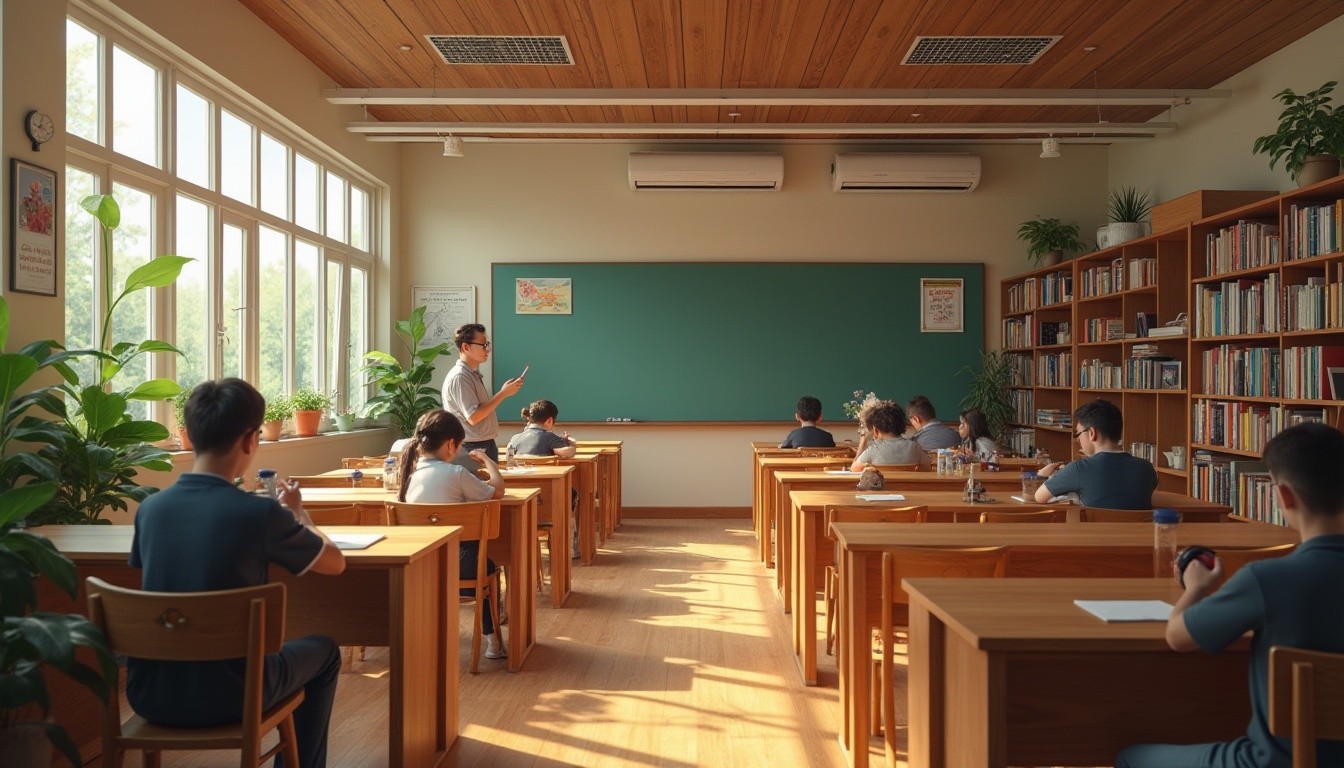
[112, 519, 898, 767]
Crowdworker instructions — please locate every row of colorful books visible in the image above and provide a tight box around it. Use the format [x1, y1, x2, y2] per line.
[1192, 401, 1326, 453]
[1283, 199, 1343, 262]
[1037, 351, 1072, 387]
[1203, 219, 1280, 276]
[1199, 344, 1280, 398]
[1194, 273, 1281, 337]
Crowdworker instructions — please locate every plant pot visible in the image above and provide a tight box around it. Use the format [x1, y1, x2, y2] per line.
[335, 414, 354, 432]
[1042, 249, 1063, 266]
[293, 410, 323, 437]
[1297, 155, 1341, 188]
[1098, 222, 1150, 249]
[0, 722, 54, 767]
[177, 425, 193, 452]
[260, 420, 284, 441]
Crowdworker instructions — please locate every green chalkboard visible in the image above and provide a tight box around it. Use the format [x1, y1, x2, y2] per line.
[490, 262, 983, 422]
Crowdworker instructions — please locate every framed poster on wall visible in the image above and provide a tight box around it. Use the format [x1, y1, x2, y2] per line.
[413, 285, 475, 350]
[920, 278, 963, 333]
[10, 159, 58, 296]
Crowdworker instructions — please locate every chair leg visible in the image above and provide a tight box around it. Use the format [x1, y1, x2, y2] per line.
[279, 713, 301, 768]
[469, 596, 483, 675]
[144, 750, 161, 768]
[824, 567, 837, 656]
[870, 653, 882, 737]
[488, 574, 503, 658]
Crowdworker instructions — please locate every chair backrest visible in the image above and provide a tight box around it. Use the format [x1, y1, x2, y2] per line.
[1268, 645, 1344, 767]
[980, 509, 1064, 523]
[342, 455, 389, 469]
[1082, 507, 1228, 523]
[510, 454, 559, 465]
[882, 546, 1007, 610]
[387, 500, 501, 543]
[799, 446, 855, 458]
[868, 463, 921, 472]
[306, 504, 364, 526]
[1218, 543, 1296, 578]
[291, 473, 382, 488]
[825, 505, 927, 541]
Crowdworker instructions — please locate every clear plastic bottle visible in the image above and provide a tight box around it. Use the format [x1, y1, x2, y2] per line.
[383, 456, 398, 492]
[1153, 508, 1181, 578]
[256, 468, 278, 498]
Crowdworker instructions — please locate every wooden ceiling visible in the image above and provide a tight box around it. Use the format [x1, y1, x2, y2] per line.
[238, 0, 1344, 142]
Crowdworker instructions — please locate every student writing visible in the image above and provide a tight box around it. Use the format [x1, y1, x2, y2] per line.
[1034, 398, 1156, 508]
[507, 399, 582, 558]
[958, 407, 997, 460]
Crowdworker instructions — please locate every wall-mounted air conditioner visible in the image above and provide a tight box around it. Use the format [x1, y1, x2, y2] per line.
[831, 153, 981, 193]
[628, 152, 784, 191]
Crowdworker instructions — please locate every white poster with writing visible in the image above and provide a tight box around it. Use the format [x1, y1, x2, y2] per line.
[413, 285, 476, 350]
[920, 278, 964, 333]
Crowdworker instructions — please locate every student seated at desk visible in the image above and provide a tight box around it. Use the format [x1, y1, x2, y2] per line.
[958, 407, 998, 460]
[397, 409, 509, 660]
[129, 379, 346, 768]
[907, 395, 961, 450]
[851, 399, 930, 471]
[507, 399, 581, 558]
[1034, 398, 1156, 508]
[1115, 423, 1344, 768]
[779, 395, 836, 448]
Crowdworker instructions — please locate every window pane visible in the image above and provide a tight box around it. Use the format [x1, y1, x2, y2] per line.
[64, 167, 100, 385]
[294, 154, 319, 232]
[66, 21, 100, 144]
[221, 224, 246, 379]
[111, 182, 155, 419]
[325, 172, 346, 243]
[347, 266, 368, 411]
[174, 195, 209, 388]
[294, 241, 319, 392]
[175, 85, 210, 188]
[326, 261, 343, 407]
[350, 187, 368, 251]
[260, 133, 289, 219]
[111, 46, 159, 167]
[220, 109, 254, 205]
[257, 226, 287, 397]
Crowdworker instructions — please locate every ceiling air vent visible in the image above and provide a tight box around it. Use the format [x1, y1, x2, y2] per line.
[902, 36, 1060, 65]
[426, 35, 574, 66]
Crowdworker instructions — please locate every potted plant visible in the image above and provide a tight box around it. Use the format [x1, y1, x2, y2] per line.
[333, 405, 357, 433]
[1097, 187, 1152, 248]
[289, 388, 332, 437]
[173, 385, 193, 451]
[261, 395, 292, 441]
[1016, 217, 1087, 267]
[359, 306, 451, 438]
[1252, 80, 1344, 187]
[957, 350, 1015, 446]
[0, 296, 119, 766]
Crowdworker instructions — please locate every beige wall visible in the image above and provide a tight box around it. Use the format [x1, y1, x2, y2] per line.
[400, 141, 1110, 505]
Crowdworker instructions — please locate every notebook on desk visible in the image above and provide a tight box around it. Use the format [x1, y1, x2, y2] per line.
[329, 533, 385, 550]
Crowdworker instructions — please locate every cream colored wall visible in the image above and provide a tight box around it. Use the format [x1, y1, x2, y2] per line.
[1109, 14, 1344, 197]
[400, 141, 1110, 506]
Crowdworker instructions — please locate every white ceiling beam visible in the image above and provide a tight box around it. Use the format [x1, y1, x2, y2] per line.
[324, 87, 1227, 107]
[346, 121, 1175, 137]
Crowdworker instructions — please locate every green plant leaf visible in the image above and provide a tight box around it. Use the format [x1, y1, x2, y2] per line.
[121, 255, 194, 294]
[408, 305, 427, 344]
[101, 420, 170, 446]
[136, 340, 182, 355]
[126, 378, 181, 401]
[4, 530, 76, 596]
[0, 353, 39, 412]
[76, 387, 129, 436]
[80, 193, 120, 230]
[43, 721, 85, 768]
[0, 484, 59, 528]
[363, 350, 398, 365]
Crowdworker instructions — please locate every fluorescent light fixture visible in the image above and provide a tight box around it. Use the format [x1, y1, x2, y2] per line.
[1040, 137, 1060, 158]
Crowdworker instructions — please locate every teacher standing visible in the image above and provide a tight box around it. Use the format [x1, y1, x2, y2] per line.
[441, 323, 524, 462]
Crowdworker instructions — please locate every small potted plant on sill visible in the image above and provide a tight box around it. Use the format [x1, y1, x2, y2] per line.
[173, 385, 194, 451]
[290, 388, 333, 437]
[333, 405, 356, 433]
[1097, 187, 1152, 248]
[1252, 80, 1344, 188]
[261, 395, 292, 441]
[1017, 217, 1087, 267]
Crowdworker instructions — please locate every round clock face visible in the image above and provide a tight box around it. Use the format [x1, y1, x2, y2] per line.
[26, 111, 54, 144]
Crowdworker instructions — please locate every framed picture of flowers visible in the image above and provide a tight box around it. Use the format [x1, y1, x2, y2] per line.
[10, 159, 58, 296]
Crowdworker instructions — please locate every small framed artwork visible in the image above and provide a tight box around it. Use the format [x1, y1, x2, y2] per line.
[10, 159, 58, 297]
[516, 277, 572, 314]
[920, 278, 964, 333]
[1328, 367, 1344, 400]
[1159, 360, 1183, 390]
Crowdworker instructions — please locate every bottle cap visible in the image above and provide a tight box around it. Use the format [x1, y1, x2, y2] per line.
[1020, 471, 1037, 479]
[258, 469, 276, 478]
[1154, 508, 1180, 524]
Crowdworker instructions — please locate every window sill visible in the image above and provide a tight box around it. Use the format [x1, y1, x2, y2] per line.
[166, 427, 393, 463]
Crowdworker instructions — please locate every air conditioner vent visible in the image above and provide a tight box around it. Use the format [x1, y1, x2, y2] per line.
[902, 36, 1060, 66]
[628, 152, 784, 192]
[426, 35, 574, 65]
[831, 153, 981, 193]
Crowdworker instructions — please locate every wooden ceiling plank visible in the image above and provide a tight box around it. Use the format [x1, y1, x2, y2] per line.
[860, 0, 967, 90]
[265, 0, 406, 88]
[794, 0, 860, 89]
[633, 0, 685, 89]
[237, 0, 367, 87]
[680, 0, 731, 89]
[814, 0, 892, 89]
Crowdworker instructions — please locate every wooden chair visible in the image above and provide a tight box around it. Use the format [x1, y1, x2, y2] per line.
[879, 547, 1007, 759]
[1269, 646, 1344, 768]
[387, 500, 502, 673]
[800, 446, 855, 458]
[85, 576, 303, 768]
[290, 473, 382, 488]
[341, 455, 388, 469]
[509, 454, 559, 466]
[305, 504, 364, 525]
[979, 509, 1064, 523]
[1218, 543, 1296, 579]
[1082, 507, 1229, 523]
[867, 463, 921, 472]
[822, 505, 927, 657]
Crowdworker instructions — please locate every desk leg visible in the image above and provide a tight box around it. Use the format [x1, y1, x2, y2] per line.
[793, 505, 819, 685]
[777, 484, 793, 611]
[579, 472, 597, 566]
[839, 549, 872, 768]
[550, 478, 573, 607]
[907, 598, 944, 768]
[387, 540, 457, 767]
[508, 498, 538, 671]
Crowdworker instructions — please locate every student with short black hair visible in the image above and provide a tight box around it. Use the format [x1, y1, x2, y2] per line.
[128, 379, 345, 768]
[1034, 398, 1156, 508]
[779, 395, 836, 449]
[850, 400, 930, 471]
[1115, 422, 1344, 767]
[906, 395, 961, 450]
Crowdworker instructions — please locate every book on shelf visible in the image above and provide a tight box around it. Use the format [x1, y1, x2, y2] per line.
[1135, 312, 1157, 338]
[1146, 325, 1187, 338]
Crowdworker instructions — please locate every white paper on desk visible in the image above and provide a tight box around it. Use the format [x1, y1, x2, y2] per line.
[1074, 600, 1173, 622]
[824, 469, 861, 475]
[502, 467, 536, 474]
[855, 494, 907, 502]
[328, 533, 385, 551]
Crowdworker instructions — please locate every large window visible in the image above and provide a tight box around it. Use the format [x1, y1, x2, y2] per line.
[64, 12, 376, 426]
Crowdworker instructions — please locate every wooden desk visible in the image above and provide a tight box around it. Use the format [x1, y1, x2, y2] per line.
[558, 455, 599, 564]
[832, 524, 1295, 768]
[577, 441, 623, 536]
[497, 465, 574, 607]
[37, 525, 461, 768]
[753, 456, 853, 564]
[303, 486, 541, 668]
[902, 578, 1252, 768]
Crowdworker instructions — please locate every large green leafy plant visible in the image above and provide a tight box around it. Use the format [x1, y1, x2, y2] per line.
[28, 194, 191, 525]
[1016, 218, 1086, 266]
[0, 296, 118, 765]
[958, 350, 1015, 444]
[1252, 81, 1344, 181]
[359, 306, 449, 438]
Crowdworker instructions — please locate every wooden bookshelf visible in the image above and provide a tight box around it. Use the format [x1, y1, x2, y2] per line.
[1000, 172, 1344, 522]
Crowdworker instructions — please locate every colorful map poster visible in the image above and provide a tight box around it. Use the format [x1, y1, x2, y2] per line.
[516, 278, 572, 314]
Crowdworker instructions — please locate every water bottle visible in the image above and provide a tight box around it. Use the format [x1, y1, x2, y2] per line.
[383, 456, 398, 492]
[256, 468, 278, 498]
[1154, 508, 1181, 578]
